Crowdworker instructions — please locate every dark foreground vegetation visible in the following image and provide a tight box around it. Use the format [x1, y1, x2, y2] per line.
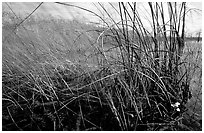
[2, 2, 202, 131]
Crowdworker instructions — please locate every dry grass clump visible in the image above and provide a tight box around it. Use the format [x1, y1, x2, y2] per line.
[2, 2, 201, 131]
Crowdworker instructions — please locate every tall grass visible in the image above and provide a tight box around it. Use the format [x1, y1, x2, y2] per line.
[2, 2, 202, 131]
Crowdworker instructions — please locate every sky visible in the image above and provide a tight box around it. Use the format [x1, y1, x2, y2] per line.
[2, 2, 202, 36]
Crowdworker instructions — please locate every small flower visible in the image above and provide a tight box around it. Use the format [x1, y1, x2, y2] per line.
[171, 102, 180, 108]
[176, 108, 180, 112]
[175, 102, 180, 107]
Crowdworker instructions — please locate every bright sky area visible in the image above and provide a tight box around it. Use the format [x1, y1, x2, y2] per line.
[2, 2, 202, 36]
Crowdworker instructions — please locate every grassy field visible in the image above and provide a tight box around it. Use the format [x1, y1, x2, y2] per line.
[2, 2, 202, 131]
[181, 41, 202, 130]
